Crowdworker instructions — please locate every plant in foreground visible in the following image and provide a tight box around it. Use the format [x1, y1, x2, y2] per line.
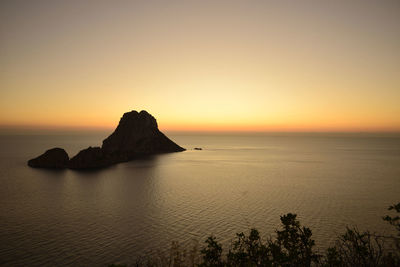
[110, 202, 400, 266]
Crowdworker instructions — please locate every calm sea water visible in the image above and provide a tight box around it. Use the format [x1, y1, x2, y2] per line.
[0, 132, 399, 266]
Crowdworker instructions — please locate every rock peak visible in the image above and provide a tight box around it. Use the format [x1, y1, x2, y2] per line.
[118, 110, 158, 129]
[102, 110, 174, 154]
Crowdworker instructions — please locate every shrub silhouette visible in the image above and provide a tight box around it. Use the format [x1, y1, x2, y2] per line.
[383, 202, 400, 250]
[227, 228, 268, 266]
[322, 202, 400, 267]
[200, 204, 400, 267]
[269, 213, 320, 266]
[110, 202, 400, 266]
[199, 236, 224, 267]
[200, 213, 320, 266]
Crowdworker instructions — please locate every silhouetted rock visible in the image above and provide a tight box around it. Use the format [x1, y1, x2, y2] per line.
[28, 110, 185, 170]
[68, 146, 111, 169]
[194, 147, 202, 150]
[28, 148, 69, 168]
[102, 110, 185, 157]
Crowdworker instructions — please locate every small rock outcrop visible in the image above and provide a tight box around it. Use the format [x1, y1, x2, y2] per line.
[28, 148, 69, 168]
[28, 110, 185, 170]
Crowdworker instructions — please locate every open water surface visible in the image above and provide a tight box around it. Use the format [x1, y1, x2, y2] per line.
[0, 132, 399, 266]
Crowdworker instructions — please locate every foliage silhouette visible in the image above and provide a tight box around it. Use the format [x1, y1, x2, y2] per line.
[109, 202, 400, 267]
[199, 236, 224, 267]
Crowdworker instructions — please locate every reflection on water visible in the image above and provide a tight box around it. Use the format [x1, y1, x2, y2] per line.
[0, 133, 399, 266]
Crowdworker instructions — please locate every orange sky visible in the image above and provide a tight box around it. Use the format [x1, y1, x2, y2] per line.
[1, 0, 399, 132]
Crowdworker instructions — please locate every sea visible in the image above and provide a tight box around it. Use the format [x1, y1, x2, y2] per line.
[0, 131, 399, 266]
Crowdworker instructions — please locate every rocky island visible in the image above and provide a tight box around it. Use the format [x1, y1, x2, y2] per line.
[28, 110, 185, 169]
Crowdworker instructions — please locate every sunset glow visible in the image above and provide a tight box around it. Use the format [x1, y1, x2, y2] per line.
[1, 0, 399, 132]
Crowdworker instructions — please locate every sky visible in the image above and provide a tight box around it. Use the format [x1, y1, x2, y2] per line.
[1, 0, 399, 132]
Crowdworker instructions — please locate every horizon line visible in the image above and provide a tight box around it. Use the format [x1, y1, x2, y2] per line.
[1, 124, 400, 135]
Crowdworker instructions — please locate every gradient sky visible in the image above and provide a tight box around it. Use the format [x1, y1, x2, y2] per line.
[1, 0, 399, 132]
